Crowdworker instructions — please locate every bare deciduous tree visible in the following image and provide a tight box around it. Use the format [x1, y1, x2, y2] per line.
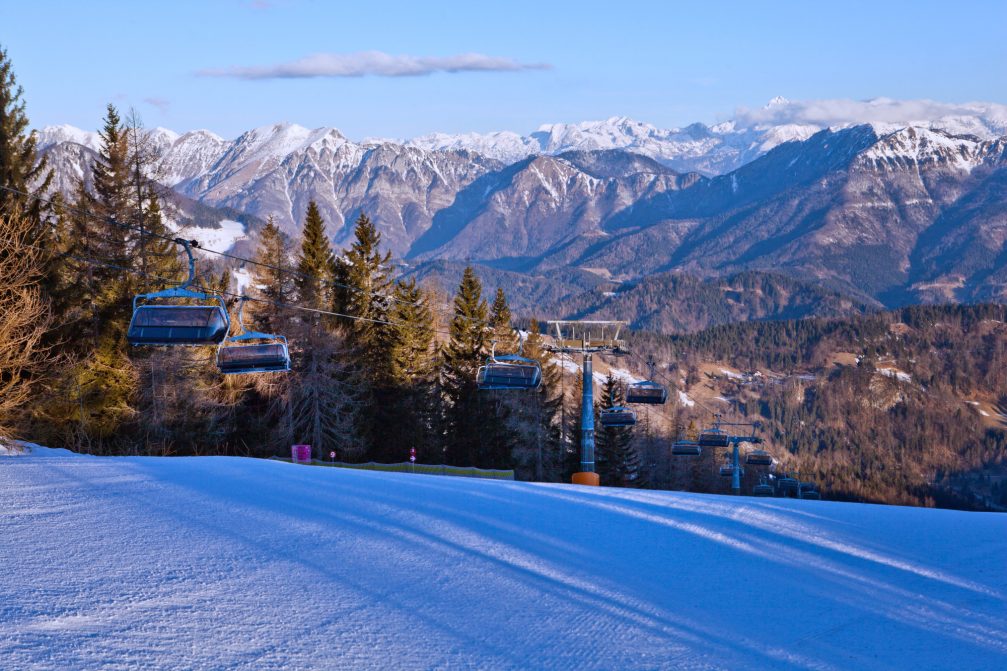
[0, 208, 52, 441]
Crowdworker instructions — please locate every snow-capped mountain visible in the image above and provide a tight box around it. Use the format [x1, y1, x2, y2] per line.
[33, 98, 1007, 308]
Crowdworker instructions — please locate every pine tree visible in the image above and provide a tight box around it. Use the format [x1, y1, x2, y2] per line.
[0, 46, 51, 222]
[289, 204, 358, 459]
[371, 277, 438, 463]
[441, 267, 490, 466]
[596, 372, 636, 486]
[249, 216, 294, 332]
[508, 318, 565, 481]
[295, 201, 333, 310]
[334, 213, 393, 372]
[489, 287, 518, 353]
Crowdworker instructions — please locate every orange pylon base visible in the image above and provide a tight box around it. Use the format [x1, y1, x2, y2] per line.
[571, 472, 600, 486]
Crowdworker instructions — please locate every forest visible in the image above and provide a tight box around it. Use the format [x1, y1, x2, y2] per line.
[1, 47, 1005, 510]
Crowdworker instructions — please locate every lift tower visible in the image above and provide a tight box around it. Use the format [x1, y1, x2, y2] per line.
[546, 321, 628, 486]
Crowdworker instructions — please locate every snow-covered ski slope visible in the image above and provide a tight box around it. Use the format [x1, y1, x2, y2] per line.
[2, 450, 1005, 670]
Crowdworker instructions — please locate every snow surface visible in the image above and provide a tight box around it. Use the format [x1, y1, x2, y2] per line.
[2, 453, 1006, 670]
[170, 219, 247, 254]
[678, 390, 696, 407]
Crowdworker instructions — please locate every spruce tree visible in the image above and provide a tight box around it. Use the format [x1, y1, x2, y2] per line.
[510, 318, 565, 481]
[596, 372, 636, 486]
[335, 212, 393, 377]
[0, 46, 50, 221]
[441, 267, 489, 466]
[249, 215, 294, 333]
[489, 287, 518, 353]
[295, 201, 333, 310]
[372, 277, 438, 463]
[289, 203, 358, 459]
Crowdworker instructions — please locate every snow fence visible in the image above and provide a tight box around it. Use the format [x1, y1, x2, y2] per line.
[272, 457, 514, 480]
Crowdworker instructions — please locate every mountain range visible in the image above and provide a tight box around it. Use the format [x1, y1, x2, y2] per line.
[35, 97, 1007, 329]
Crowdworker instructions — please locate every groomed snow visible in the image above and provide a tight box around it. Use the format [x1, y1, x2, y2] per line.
[2, 452, 1005, 670]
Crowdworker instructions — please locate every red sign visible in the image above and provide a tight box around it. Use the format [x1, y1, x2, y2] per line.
[291, 444, 311, 463]
[409, 448, 417, 463]
[330, 451, 336, 460]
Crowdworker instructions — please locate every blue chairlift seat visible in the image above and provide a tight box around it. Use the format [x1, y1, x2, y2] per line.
[801, 490, 821, 500]
[778, 476, 800, 495]
[127, 238, 230, 347]
[753, 483, 774, 497]
[626, 381, 668, 405]
[719, 464, 734, 477]
[600, 406, 637, 428]
[745, 449, 773, 466]
[128, 302, 229, 346]
[216, 296, 291, 375]
[698, 429, 730, 448]
[477, 354, 542, 390]
[218, 339, 290, 375]
[671, 440, 701, 456]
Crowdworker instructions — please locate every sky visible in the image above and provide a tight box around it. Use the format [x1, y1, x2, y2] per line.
[3, 0, 1006, 140]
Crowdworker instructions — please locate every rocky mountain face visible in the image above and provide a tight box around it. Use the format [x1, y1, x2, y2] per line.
[35, 102, 1007, 322]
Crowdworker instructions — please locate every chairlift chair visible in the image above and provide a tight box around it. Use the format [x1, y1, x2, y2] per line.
[600, 406, 637, 428]
[745, 449, 773, 466]
[671, 440, 701, 456]
[778, 475, 800, 496]
[801, 490, 822, 500]
[719, 463, 735, 477]
[753, 481, 774, 497]
[477, 341, 542, 390]
[216, 297, 291, 375]
[626, 381, 668, 405]
[698, 428, 730, 448]
[625, 360, 668, 404]
[127, 239, 230, 346]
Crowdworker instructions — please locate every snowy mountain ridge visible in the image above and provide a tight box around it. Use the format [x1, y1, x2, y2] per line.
[36, 97, 1007, 179]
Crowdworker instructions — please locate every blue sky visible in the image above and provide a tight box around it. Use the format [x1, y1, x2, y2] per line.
[4, 0, 1005, 139]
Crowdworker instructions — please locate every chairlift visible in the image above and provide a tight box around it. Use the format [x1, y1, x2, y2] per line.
[625, 359, 668, 404]
[801, 490, 822, 500]
[216, 296, 291, 375]
[753, 481, 774, 497]
[477, 341, 542, 390]
[600, 406, 637, 428]
[719, 463, 734, 477]
[671, 440, 701, 456]
[127, 239, 229, 346]
[778, 475, 800, 496]
[745, 449, 773, 466]
[698, 428, 730, 448]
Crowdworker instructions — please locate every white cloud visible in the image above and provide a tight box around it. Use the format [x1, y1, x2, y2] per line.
[198, 51, 551, 80]
[734, 97, 1007, 131]
[143, 97, 171, 113]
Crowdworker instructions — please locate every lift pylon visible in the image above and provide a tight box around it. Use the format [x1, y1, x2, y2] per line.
[546, 321, 629, 487]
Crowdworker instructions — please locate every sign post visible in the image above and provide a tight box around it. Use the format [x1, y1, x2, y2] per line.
[291, 444, 311, 464]
[409, 447, 416, 473]
[329, 450, 336, 464]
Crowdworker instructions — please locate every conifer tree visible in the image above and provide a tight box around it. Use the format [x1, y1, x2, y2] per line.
[371, 277, 438, 463]
[441, 267, 490, 466]
[508, 318, 565, 481]
[289, 204, 358, 459]
[335, 212, 393, 377]
[295, 201, 333, 310]
[0, 46, 50, 222]
[596, 372, 636, 486]
[489, 287, 518, 353]
[249, 215, 294, 333]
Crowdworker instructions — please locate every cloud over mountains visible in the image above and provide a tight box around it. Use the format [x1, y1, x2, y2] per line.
[198, 51, 550, 79]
